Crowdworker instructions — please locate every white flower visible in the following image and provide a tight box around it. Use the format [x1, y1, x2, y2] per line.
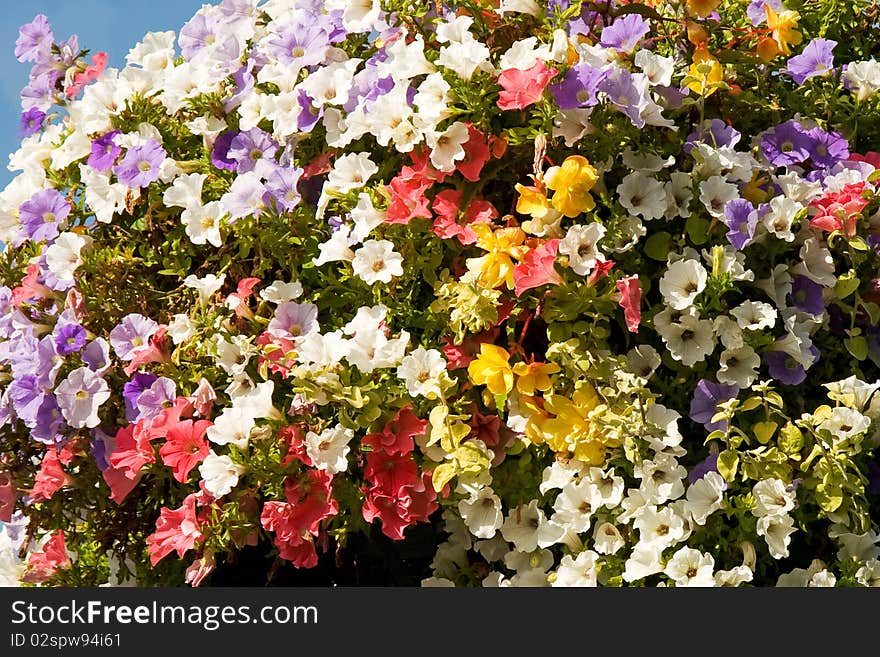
[856, 559, 880, 587]
[792, 238, 836, 287]
[661, 313, 715, 367]
[636, 453, 687, 504]
[819, 406, 871, 443]
[843, 59, 880, 102]
[183, 273, 226, 307]
[757, 513, 796, 559]
[592, 522, 625, 555]
[551, 479, 598, 534]
[622, 543, 664, 583]
[685, 471, 726, 525]
[617, 172, 667, 220]
[633, 505, 687, 549]
[664, 547, 716, 587]
[458, 487, 504, 539]
[552, 551, 600, 587]
[231, 380, 281, 421]
[751, 478, 796, 517]
[305, 425, 354, 475]
[162, 172, 206, 210]
[714, 565, 754, 587]
[699, 176, 739, 218]
[259, 280, 303, 304]
[717, 346, 760, 388]
[558, 223, 606, 275]
[500, 500, 565, 551]
[762, 196, 803, 242]
[349, 193, 387, 242]
[436, 17, 491, 80]
[425, 121, 470, 172]
[665, 171, 694, 219]
[206, 407, 255, 449]
[351, 239, 404, 285]
[539, 459, 588, 495]
[166, 314, 195, 345]
[181, 200, 224, 247]
[730, 301, 777, 331]
[397, 347, 447, 398]
[55, 367, 111, 429]
[824, 376, 880, 412]
[626, 344, 661, 379]
[635, 50, 674, 86]
[199, 452, 245, 497]
[312, 224, 356, 266]
[659, 259, 707, 310]
[325, 152, 378, 194]
[45, 232, 92, 280]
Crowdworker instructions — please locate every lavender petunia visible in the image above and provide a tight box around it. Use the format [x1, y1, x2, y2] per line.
[7, 374, 45, 425]
[81, 338, 111, 374]
[790, 276, 825, 315]
[747, 0, 782, 26]
[689, 379, 740, 433]
[263, 165, 304, 213]
[598, 67, 647, 129]
[211, 130, 239, 171]
[227, 128, 278, 174]
[54, 321, 87, 356]
[31, 396, 66, 445]
[807, 127, 849, 169]
[787, 39, 837, 85]
[764, 349, 807, 385]
[123, 372, 158, 422]
[55, 367, 111, 429]
[550, 62, 608, 109]
[109, 313, 159, 361]
[88, 131, 122, 172]
[687, 453, 727, 489]
[599, 14, 649, 52]
[18, 107, 45, 138]
[112, 139, 166, 188]
[136, 377, 177, 422]
[267, 302, 319, 341]
[15, 14, 53, 63]
[684, 118, 741, 153]
[760, 120, 813, 167]
[723, 198, 759, 250]
[266, 15, 331, 69]
[19, 189, 71, 243]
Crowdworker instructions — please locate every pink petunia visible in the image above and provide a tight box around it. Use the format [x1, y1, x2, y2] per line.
[497, 60, 558, 111]
[456, 123, 491, 182]
[513, 239, 563, 297]
[22, 530, 71, 584]
[65, 51, 108, 98]
[616, 274, 642, 333]
[431, 189, 497, 245]
[385, 169, 433, 225]
[160, 419, 212, 483]
[146, 494, 203, 566]
[30, 449, 70, 502]
[108, 422, 155, 479]
[0, 471, 15, 522]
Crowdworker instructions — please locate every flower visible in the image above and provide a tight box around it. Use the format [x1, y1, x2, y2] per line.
[659, 259, 708, 310]
[146, 495, 203, 566]
[397, 347, 447, 398]
[544, 155, 599, 217]
[351, 239, 404, 285]
[513, 360, 560, 396]
[787, 39, 837, 84]
[466, 223, 527, 290]
[55, 367, 111, 428]
[113, 140, 166, 188]
[689, 379, 740, 432]
[19, 189, 71, 243]
[664, 547, 716, 587]
[616, 275, 641, 333]
[183, 273, 226, 307]
[160, 419, 211, 483]
[496, 60, 558, 111]
[687, 45, 723, 96]
[558, 223, 606, 276]
[468, 344, 514, 396]
[304, 424, 354, 475]
[512, 239, 562, 296]
[109, 313, 160, 361]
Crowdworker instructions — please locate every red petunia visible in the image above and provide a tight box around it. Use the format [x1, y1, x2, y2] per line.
[456, 124, 491, 182]
[385, 171, 433, 225]
[108, 422, 155, 479]
[146, 494, 203, 566]
[22, 530, 70, 584]
[809, 181, 869, 238]
[431, 188, 497, 245]
[30, 449, 70, 503]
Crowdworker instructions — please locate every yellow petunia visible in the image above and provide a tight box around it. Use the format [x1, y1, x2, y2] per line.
[766, 5, 802, 57]
[515, 182, 552, 219]
[466, 223, 527, 290]
[468, 343, 514, 396]
[685, 0, 721, 18]
[544, 155, 598, 218]
[512, 361, 561, 396]
[687, 45, 723, 97]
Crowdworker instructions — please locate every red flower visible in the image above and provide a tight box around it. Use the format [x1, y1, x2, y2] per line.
[123, 326, 171, 376]
[587, 258, 615, 286]
[456, 124, 491, 182]
[442, 328, 500, 370]
[431, 188, 497, 245]
[809, 182, 870, 238]
[279, 424, 314, 467]
[616, 274, 642, 333]
[146, 494, 203, 566]
[102, 465, 142, 505]
[513, 238, 563, 297]
[849, 152, 880, 168]
[31, 449, 70, 503]
[364, 451, 419, 494]
[22, 530, 70, 584]
[362, 472, 438, 541]
[497, 60, 558, 111]
[160, 419, 212, 483]
[256, 331, 297, 378]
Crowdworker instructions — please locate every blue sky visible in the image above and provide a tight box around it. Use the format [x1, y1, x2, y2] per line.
[0, 0, 208, 186]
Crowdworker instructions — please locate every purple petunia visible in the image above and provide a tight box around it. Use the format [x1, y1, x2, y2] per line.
[18, 107, 45, 137]
[687, 453, 727, 489]
[263, 164, 304, 213]
[764, 350, 806, 385]
[550, 62, 608, 109]
[227, 128, 278, 174]
[109, 313, 160, 361]
[122, 372, 158, 422]
[806, 127, 849, 168]
[598, 67, 647, 129]
[135, 377, 177, 421]
[15, 14, 53, 63]
[81, 338, 111, 374]
[685, 118, 741, 153]
[790, 276, 825, 315]
[266, 15, 331, 69]
[747, 0, 782, 26]
[723, 198, 760, 250]
[88, 131, 122, 172]
[211, 131, 238, 171]
[599, 14, 649, 53]
[7, 373, 45, 426]
[689, 379, 740, 433]
[787, 39, 837, 85]
[31, 396, 66, 445]
[760, 120, 813, 167]
[54, 321, 87, 356]
[112, 139, 166, 188]
[19, 189, 71, 243]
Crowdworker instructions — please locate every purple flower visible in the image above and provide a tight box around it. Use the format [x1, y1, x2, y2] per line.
[267, 302, 319, 341]
[136, 377, 177, 421]
[90, 428, 114, 471]
[31, 396, 66, 445]
[747, 0, 782, 26]
[15, 14, 53, 63]
[54, 322, 86, 356]
[19, 189, 71, 243]
[599, 14, 649, 52]
[7, 374, 45, 425]
[109, 313, 159, 361]
[723, 198, 760, 250]
[598, 67, 647, 128]
[550, 62, 608, 109]
[266, 16, 331, 69]
[179, 12, 222, 60]
[222, 171, 266, 222]
[211, 130, 239, 171]
[296, 89, 322, 133]
[689, 379, 740, 433]
[88, 131, 122, 172]
[760, 120, 813, 167]
[225, 63, 255, 112]
[55, 367, 111, 429]
[123, 372, 158, 422]
[790, 276, 824, 315]
[684, 118, 741, 153]
[20, 71, 58, 112]
[227, 128, 278, 174]
[687, 453, 727, 488]
[18, 107, 45, 137]
[112, 139, 166, 188]
[81, 338, 111, 374]
[807, 127, 849, 168]
[263, 165, 303, 212]
[787, 39, 836, 85]
[764, 349, 807, 385]
[36, 334, 63, 386]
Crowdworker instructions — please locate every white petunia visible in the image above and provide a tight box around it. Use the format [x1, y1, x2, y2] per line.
[397, 347, 447, 398]
[206, 407, 255, 449]
[500, 500, 565, 551]
[552, 550, 600, 587]
[592, 522, 625, 555]
[199, 452, 246, 497]
[699, 176, 740, 218]
[717, 345, 760, 388]
[181, 200, 225, 247]
[166, 314, 195, 345]
[183, 273, 226, 307]
[558, 223, 606, 276]
[730, 301, 777, 331]
[259, 280, 303, 304]
[304, 424, 354, 475]
[617, 172, 667, 220]
[757, 513, 797, 559]
[664, 547, 716, 587]
[45, 232, 92, 281]
[659, 259, 707, 310]
[351, 239, 404, 285]
[458, 487, 504, 539]
[425, 121, 470, 172]
[685, 471, 726, 525]
[761, 196, 803, 242]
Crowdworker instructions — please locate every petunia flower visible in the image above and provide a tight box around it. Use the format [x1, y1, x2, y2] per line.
[496, 60, 558, 111]
[468, 344, 514, 396]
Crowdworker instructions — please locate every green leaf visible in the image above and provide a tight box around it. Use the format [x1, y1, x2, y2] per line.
[717, 449, 739, 482]
[739, 396, 763, 412]
[778, 423, 804, 456]
[845, 336, 869, 361]
[645, 231, 672, 261]
[834, 270, 860, 299]
[685, 215, 710, 245]
[753, 420, 778, 445]
[815, 481, 843, 513]
[850, 236, 870, 251]
[431, 463, 457, 493]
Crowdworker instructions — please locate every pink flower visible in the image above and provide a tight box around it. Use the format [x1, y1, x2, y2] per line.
[385, 170, 433, 225]
[431, 189, 497, 245]
[587, 258, 615, 286]
[616, 275, 642, 333]
[0, 471, 15, 522]
[31, 449, 70, 502]
[456, 124, 491, 182]
[123, 327, 171, 376]
[23, 530, 71, 584]
[160, 419, 212, 483]
[184, 551, 216, 587]
[361, 472, 438, 541]
[497, 60, 558, 111]
[513, 239, 563, 296]
[364, 451, 419, 494]
[809, 181, 869, 238]
[11, 263, 52, 307]
[226, 277, 261, 318]
[108, 422, 155, 479]
[147, 494, 203, 566]
[65, 52, 107, 98]
[102, 464, 142, 505]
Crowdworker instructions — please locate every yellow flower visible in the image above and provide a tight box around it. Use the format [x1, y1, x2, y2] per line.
[468, 343, 514, 396]
[466, 223, 527, 289]
[742, 172, 771, 205]
[526, 384, 614, 465]
[686, 45, 723, 97]
[544, 155, 598, 218]
[766, 5, 802, 57]
[515, 182, 552, 219]
[685, 0, 721, 18]
[512, 361, 561, 396]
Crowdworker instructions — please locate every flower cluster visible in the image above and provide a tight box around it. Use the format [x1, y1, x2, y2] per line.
[2, 0, 880, 588]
